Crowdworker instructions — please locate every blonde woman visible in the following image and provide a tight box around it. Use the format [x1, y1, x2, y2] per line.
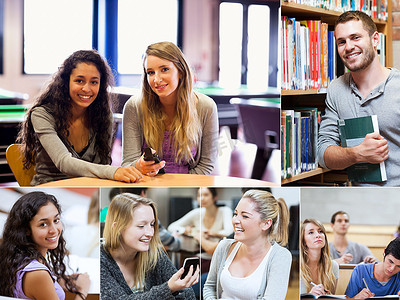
[300, 219, 339, 296]
[100, 193, 199, 299]
[122, 41, 218, 176]
[203, 190, 292, 300]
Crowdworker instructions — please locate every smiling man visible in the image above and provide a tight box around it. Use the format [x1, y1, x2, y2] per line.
[345, 237, 400, 298]
[329, 211, 377, 265]
[317, 11, 400, 186]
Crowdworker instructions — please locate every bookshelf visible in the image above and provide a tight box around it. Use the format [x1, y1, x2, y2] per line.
[280, 1, 393, 185]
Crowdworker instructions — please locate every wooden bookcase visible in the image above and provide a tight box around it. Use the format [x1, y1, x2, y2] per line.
[280, 1, 393, 185]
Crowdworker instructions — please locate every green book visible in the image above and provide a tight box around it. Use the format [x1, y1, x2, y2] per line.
[337, 115, 387, 183]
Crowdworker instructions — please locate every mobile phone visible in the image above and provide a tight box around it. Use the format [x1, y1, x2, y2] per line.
[143, 147, 165, 174]
[143, 147, 160, 163]
[180, 257, 199, 279]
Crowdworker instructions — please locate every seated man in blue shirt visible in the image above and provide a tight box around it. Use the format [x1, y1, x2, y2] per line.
[345, 237, 400, 299]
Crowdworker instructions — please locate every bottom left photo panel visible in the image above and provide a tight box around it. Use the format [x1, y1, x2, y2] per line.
[0, 187, 100, 300]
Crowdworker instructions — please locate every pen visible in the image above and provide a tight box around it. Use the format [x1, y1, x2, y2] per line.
[362, 278, 370, 291]
[310, 281, 328, 294]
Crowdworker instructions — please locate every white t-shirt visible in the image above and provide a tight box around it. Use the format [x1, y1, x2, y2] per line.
[220, 242, 271, 300]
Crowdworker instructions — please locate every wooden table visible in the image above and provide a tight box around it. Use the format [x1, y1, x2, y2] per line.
[38, 174, 277, 187]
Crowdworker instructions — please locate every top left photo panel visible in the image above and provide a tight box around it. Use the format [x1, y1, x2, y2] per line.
[0, 0, 281, 187]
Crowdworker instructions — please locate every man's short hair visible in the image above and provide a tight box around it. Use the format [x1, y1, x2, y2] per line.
[330, 211, 349, 224]
[335, 10, 377, 36]
[384, 237, 400, 260]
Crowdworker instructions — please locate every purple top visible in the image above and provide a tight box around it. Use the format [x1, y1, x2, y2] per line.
[143, 131, 197, 174]
[14, 259, 65, 300]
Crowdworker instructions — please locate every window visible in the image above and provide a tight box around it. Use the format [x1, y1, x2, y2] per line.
[219, 3, 243, 89]
[219, 1, 276, 89]
[23, 0, 93, 74]
[247, 5, 270, 90]
[117, 0, 178, 74]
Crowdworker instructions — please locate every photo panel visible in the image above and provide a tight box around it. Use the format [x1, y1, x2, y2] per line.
[99, 187, 299, 299]
[0, 187, 100, 300]
[300, 187, 400, 298]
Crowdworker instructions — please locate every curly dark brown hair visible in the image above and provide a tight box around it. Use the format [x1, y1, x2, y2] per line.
[0, 191, 83, 298]
[17, 49, 116, 169]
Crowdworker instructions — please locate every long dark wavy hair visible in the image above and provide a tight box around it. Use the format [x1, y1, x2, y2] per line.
[0, 191, 82, 297]
[17, 49, 116, 169]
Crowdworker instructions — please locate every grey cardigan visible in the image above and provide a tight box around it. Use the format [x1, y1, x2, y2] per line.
[122, 92, 218, 175]
[30, 106, 119, 185]
[203, 239, 292, 300]
[100, 246, 196, 300]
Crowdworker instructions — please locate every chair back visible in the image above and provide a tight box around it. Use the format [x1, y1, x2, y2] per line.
[6, 144, 36, 186]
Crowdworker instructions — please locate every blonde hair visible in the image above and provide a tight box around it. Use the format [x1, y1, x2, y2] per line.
[140, 41, 202, 163]
[103, 193, 162, 290]
[242, 190, 289, 246]
[300, 219, 336, 293]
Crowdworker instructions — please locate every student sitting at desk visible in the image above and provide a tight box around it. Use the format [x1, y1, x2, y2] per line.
[203, 190, 292, 300]
[0, 191, 90, 300]
[300, 219, 339, 297]
[18, 50, 142, 185]
[122, 41, 218, 176]
[329, 210, 377, 264]
[101, 193, 198, 299]
[345, 237, 400, 299]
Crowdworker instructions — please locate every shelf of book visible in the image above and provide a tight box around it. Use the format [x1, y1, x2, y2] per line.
[281, 2, 388, 26]
[282, 169, 350, 186]
[280, 0, 392, 185]
[281, 1, 392, 68]
[281, 89, 327, 96]
[281, 167, 331, 184]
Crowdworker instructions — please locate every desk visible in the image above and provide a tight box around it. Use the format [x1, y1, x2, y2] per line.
[38, 174, 276, 187]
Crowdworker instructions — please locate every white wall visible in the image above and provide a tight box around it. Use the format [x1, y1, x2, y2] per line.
[301, 187, 400, 225]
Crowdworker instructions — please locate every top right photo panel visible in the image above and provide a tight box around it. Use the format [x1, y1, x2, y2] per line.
[281, 1, 400, 187]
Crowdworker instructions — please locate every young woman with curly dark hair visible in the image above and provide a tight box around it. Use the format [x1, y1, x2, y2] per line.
[0, 191, 90, 299]
[17, 50, 142, 185]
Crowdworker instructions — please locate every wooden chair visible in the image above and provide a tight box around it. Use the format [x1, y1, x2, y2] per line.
[336, 265, 355, 295]
[6, 144, 36, 186]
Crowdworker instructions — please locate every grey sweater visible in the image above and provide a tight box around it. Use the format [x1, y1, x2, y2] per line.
[122, 92, 218, 175]
[317, 68, 400, 186]
[30, 106, 119, 185]
[100, 246, 196, 300]
[203, 239, 292, 300]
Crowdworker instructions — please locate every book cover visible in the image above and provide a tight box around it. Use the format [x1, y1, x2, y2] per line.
[288, 18, 296, 89]
[315, 20, 321, 89]
[285, 112, 293, 178]
[301, 116, 310, 172]
[337, 115, 387, 182]
[294, 111, 302, 175]
[321, 22, 329, 88]
[281, 111, 287, 179]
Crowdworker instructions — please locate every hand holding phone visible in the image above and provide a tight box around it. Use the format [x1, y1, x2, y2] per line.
[180, 257, 200, 279]
[143, 147, 165, 174]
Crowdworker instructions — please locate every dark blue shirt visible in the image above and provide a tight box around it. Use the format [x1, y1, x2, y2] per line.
[345, 263, 400, 298]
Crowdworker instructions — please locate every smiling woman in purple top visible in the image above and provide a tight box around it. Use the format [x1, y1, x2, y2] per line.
[0, 191, 90, 300]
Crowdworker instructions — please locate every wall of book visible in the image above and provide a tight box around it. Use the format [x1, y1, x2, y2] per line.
[280, 1, 393, 185]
